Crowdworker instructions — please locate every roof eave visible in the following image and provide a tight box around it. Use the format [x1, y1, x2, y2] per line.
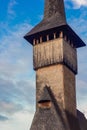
[24, 24, 86, 48]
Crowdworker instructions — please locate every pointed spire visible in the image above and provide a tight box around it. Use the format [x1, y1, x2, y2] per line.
[24, 0, 66, 43]
[24, 0, 86, 48]
[44, 0, 66, 20]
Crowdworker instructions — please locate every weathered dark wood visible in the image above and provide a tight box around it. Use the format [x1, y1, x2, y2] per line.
[24, 0, 86, 48]
[33, 38, 77, 74]
[44, 0, 66, 20]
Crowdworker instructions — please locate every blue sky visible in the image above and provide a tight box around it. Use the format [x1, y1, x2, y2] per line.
[0, 0, 87, 129]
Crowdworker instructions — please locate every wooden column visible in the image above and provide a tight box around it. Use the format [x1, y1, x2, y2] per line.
[37, 39, 39, 44]
[33, 39, 36, 45]
[40, 36, 42, 43]
[54, 33, 56, 39]
[47, 35, 49, 41]
[59, 31, 63, 38]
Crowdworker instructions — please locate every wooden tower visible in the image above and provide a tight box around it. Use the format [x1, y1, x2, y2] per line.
[24, 0, 86, 130]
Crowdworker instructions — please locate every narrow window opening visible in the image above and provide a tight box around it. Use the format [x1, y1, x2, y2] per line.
[49, 34, 54, 40]
[56, 32, 60, 38]
[42, 35, 47, 42]
[38, 100, 51, 109]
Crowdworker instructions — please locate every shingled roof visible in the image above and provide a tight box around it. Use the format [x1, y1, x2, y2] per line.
[26, 0, 66, 36]
[77, 110, 87, 130]
[24, 0, 86, 48]
[30, 86, 69, 130]
[30, 86, 87, 130]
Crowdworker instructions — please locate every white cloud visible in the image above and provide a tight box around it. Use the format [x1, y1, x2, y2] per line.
[7, 0, 17, 16]
[0, 22, 35, 129]
[0, 101, 22, 115]
[65, 0, 87, 8]
[13, 110, 34, 129]
[0, 77, 35, 106]
[72, 0, 87, 8]
[0, 110, 34, 130]
[0, 22, 33, 80]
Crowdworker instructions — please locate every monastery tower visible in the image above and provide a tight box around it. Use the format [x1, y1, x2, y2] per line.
[24, 0, 86, 130]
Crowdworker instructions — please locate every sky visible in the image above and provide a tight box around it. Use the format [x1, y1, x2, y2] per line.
[0, 0, 87, 130]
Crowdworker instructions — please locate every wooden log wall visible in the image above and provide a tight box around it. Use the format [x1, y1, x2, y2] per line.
[33, 38, 77, 74]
